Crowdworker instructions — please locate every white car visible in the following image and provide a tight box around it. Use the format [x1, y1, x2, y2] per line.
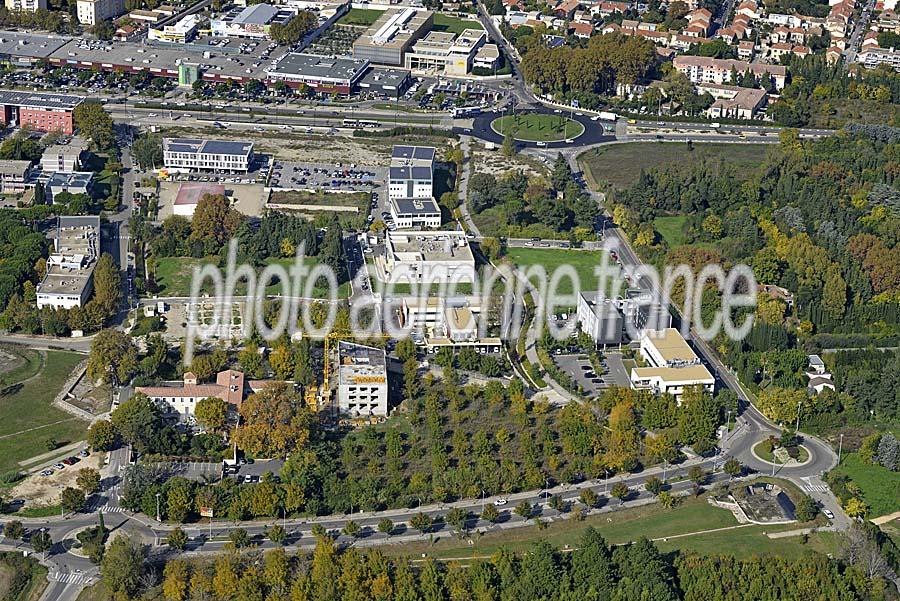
[493, 498, 508, 506]
[823, 509, 835, 520]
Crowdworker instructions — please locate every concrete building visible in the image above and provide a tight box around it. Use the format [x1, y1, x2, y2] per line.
[36, 216, 100, 310]
[149, 13, 204, 43]
[0, 160, 32, 194]
[136, 370, 278, 424]
[337, 341, 389, 417]
[389, 197, 441, 229]
[672, 55, 787, 90]
[473, 43, 500, 70]
[0, 90, 83, 134]
[163, 138, 254, 172]
[358, 67, 413, 97]
[630, 328, 715, 401]
[404, 28, 486, 75]
[859, 46, 900, 70]
[577, 291, 624, 345]
[388, 144, 435, 200]
[211, 4, 298, 39]
[41, 139, 87, 174]
[379, 230, 476, 285]
[76, 0, 126, 25]
[353, 7, 434, 66]
[46, 171, 93, 202]
[4, 0, 47, 11]
[266, 53, 370, 95]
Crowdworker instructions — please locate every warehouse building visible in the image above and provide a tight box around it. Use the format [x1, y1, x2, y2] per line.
[36, 216, 100, 310]
[337, 341, 389, 417]
[211, 3, 298, 39]
[163, 138, 254, 172]
[353, 7, 433, 66]
[0, 90, 84, 134]
[266, 53, 370, 95]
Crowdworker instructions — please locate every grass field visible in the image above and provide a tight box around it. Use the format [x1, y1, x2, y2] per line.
[384, 494, 832, 562]
[433, 13, 483, 33]
[338, 7, 383, 25]
[492, 114, 585, 142]
[153, 256, 351, 298]
[505, 247, 615, 296]
[831, 453, 900, 517]
[578, 142, 770, 190]
[653, 215, 687, 247]
[0, 349, 86, 474]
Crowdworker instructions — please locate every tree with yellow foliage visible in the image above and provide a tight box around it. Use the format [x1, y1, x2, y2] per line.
[232, 383, 313, 457]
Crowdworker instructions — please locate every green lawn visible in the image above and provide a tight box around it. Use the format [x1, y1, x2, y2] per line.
[831, 453, 900, 518]
[0, 349, 87, 474]
[505, 247, 617, 296]
[653, 215, 687, 247]
[338, 7, 384, 25]
[433, 13, 483, 33]
[578, 142, 770, 190]
[492, 114, 585, 142]
[385, 494, 830, 562]
[153, 256, 351, 299]
[751, 440, 810, 464]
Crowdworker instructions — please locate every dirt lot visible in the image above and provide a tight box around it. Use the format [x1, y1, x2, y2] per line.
[9, 453, 102, 508]
[469, 140, 549, 178]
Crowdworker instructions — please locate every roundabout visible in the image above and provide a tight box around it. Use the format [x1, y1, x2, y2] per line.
[491, 113, 585, 142]
[751, 439, 812, 468]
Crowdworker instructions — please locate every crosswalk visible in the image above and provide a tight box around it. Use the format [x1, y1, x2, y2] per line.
[90, 503, 127, 514]
[48, 572, 94, 585]
[801, 477, 830, 493]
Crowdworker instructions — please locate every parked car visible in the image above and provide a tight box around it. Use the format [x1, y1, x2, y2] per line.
[493, 498, 508, 506]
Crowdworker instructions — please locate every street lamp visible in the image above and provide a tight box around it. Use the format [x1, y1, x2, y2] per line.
[604, 469, 609, 495]
[838, 433, 844, 463]
[795, 400, 802, 432]
[155, 492, 161, 522]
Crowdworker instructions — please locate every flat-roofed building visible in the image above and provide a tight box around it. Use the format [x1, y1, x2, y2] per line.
[673, 55, 787, 90]
[473, 43, 500, 70]
[149, 13, 204, 43]
[266, 53, 370, 95]
[389, 144, 435, 200]
[353, 7, 434, 66]
[41, 138, 87, 173]
[404, 28, 485, 75]
[163, 138, 254, 172]
[630, 328, 714, 401]
[76, 0, 125, 25]
[389, 197, 441, 228]
[0, 90, 84, 134]
[0, 160, 32, 194]
[337, 341, 389, 417]
[172, 182, 226, 217]
[211, 3, 298, 38]
[577, 291, 624, 345]
[36, 215, 100, 309]
[46, 171, 93, 202]
[358, 67, 413, 97]
[380, 229, 476, 284]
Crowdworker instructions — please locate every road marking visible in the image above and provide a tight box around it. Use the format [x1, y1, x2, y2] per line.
[49, 572, 94, 585]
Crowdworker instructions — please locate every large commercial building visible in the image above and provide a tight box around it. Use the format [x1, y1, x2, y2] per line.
[577, 290, 671, 345]
[405, 28, 486, 75]
[266, 53, 370, 95]
[379, 230, 476, 285]
[672, 55, 787, 90]
[163, 138, 254, 172]
[211, 4, 298, 39]
[0, 90, 83, 134]
[76, 0, 126, 25]
[630, 328, 715, 402]
[36, 216, 100, 310]
[388, 144, 435, 200]
[353, 7, 433, 66]
[337, 341, 389, 417]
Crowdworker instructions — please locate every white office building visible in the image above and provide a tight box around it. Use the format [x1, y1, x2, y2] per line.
[5, 0, 47, 12]
[163, 138, 254, 172]
[379, 230, 476, 285]
[389, 197, 441, 229]
[388, 145, 435, 200]
[630, 328, 715, 402]
[36, 216, 100, 310]
[337, 341, 389, 417]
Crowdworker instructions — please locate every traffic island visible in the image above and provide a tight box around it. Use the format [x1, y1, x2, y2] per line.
[491, 114, 585, 142]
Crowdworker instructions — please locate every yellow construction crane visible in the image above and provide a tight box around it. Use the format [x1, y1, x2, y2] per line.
[317, 331, 393, 416]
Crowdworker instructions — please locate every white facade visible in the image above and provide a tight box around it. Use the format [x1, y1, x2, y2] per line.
[630, 328, 715, 402]
[388, 145, 435, 201]
[389, 197, 441, 229]
[337, 342, 389, 417]
[76, 0, 125, 25]
[5, 0, 47, 11]
[380, 230, 477, 285]
[163, 138, 254, 172]
[149, 13, 203, 43]
[36, 216, 100, 310]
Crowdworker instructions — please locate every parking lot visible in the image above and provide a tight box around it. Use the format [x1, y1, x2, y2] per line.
[553, 351, 632, 396]
[147, 460, 223, 483]
[270, 160, 385, 195]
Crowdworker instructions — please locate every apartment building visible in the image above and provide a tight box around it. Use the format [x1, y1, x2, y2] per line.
[163, 138, 254, 172]
[0, 160, 32, 194]
[76, 0, 126, 25]
[4, 0, 47, 11]
[41, 139, 87, 173]
[337, 341, 389, 417]
[672, 56, 788, 90]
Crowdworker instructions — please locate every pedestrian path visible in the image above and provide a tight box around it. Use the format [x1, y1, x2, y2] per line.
[48, 572, 94, 585]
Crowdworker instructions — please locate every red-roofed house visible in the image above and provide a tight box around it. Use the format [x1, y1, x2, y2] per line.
[571, 21, 595, 37]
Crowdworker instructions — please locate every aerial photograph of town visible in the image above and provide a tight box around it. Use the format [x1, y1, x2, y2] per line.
[0, 0, 895, 597]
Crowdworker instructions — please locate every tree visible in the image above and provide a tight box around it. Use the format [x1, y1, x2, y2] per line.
[87, 419, 118, 451]
[189, 194, 242, 249]
[604, 401, 641, 472]
[3, 520, 24, 546]
[194, 396, 228, 434]
[268, 524, 286, 545]
[269, 10, 317, 44]
[87, 329, 138, 385]
[844, 497, 868, 518]
[132, 132, 163, 169]
[92, 254, 121, 318]
[445, 508, 470, 533]
[723, 458, 743, 478]
[395, 338, 416, 362]
[101, 536, 146, 598]
[74, 102, 115, 150]
[163, 559, 190, 601]
[232, 383, 313, 457]
[481, 503, 500, 523]
[61, 487, 85, 513]
[378, 518, 394, 534]
[31, 530, 52, 556]
[610, 482, 629, 502]
[657, 491, 676, 508]
[269, 343, 296, 380]
[514, 500, 533, 519]
[167, 527, 188, 550]
[644, 476, 663, 495]
[687, 466, 707, 486]
[342, 520, 361, 538]
[502, 131, 516, 157]
[110, 392, 161, 453]
[580, 488, 599, 508]
[794, 495, 819, 522]
[410, 512, 433, 533]
[76, 468, 101, 494]
[229, 528, 250, 548]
